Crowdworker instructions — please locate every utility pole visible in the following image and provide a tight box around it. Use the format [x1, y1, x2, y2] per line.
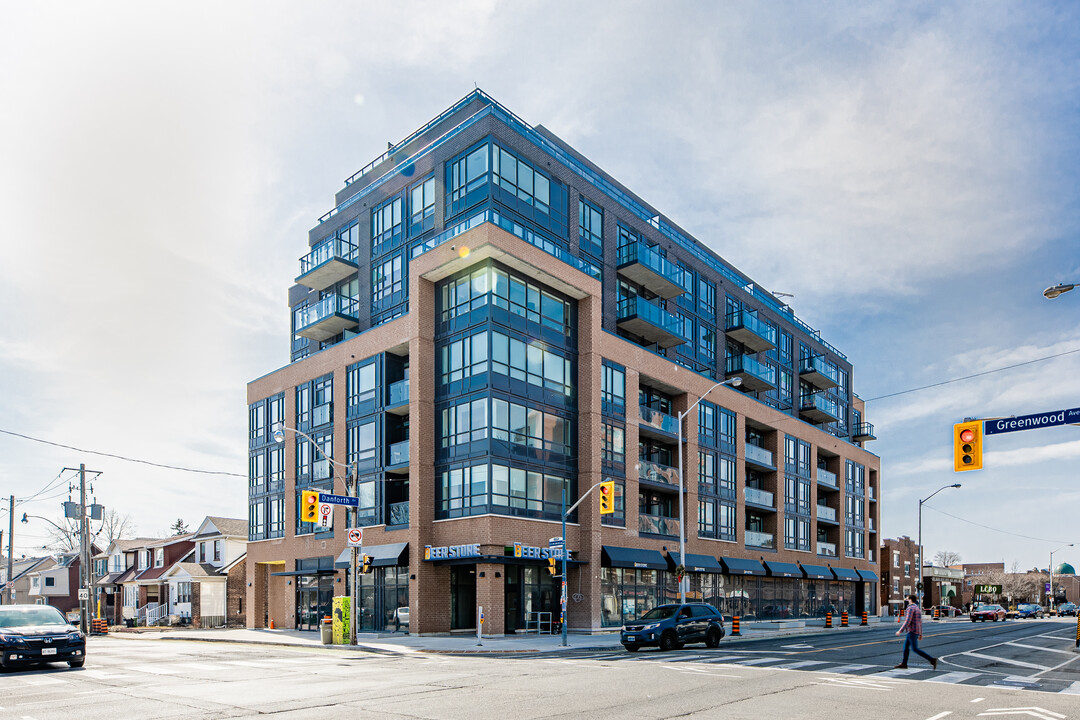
[6, 495, 13, 606]
[349, 461, 358, 647]
[62, 465, 99, 635]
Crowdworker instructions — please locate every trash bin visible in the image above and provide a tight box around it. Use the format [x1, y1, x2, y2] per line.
[320, 617, 333, 645]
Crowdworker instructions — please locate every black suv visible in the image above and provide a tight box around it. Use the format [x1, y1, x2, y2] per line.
[0, 604, 86, 670]
[621, 603, 726, 652]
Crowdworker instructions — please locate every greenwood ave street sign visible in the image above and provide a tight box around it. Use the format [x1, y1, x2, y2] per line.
[984, 407, 1080, 435]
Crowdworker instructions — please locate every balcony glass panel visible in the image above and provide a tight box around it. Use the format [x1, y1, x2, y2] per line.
[726, 309, 777, 346]
[799, 355, 839, 385]
[817, 541, 837, 557]
[639, 405, 679, 436]
[617, 296, 686, 347]
[389, 440, 410, 466]
[639, 459, 679, 487]
[389, 379, 410, 406]
[639, 514, 680, 537]
[853, 422, 876, 439]
[744, 487, 774, 507]
[800, 392, 840, 419]
[745, 444, 774, 467]
[745, 530, 774, 548]
[616, 241, 685, 298]
[388, 501, 409, 526]
[817, 468, 838, 488]
[294, 295, 359, 332]
[817, 505, 836, 522]
[725, 354, 776, 386]
[299, 235, 358, 275]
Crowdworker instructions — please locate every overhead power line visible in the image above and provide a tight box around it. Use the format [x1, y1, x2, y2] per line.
[0, 428, 245, 478]
[864, 347, 1080, 402]
[923, 503, 1074, 545]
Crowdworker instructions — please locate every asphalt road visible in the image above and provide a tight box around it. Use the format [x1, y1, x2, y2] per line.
[1, 618, 1077, 720]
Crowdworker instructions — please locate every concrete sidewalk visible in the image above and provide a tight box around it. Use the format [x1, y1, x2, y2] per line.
[104, 616, 902, 655]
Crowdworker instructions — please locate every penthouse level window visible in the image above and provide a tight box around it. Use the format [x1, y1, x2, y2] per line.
[371, 195, 403, 257]
[447, 143, 490, 214]
[579, 198, 603, 259]
[493, 144, 550, 212]
[409, 176, 436, 237]
[440, 265, 573, 337]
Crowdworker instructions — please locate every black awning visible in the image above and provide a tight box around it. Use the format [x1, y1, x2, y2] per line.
[269, 569, 337, 577]
[857, 569, 879, 582]
[719, 556, 766, 576]
[602, 545, 667, 570]
[830, 566, 861, 581]
[668, 553, 722, 573]
[799, 564, 833, 580]
[763, 560, 802, 578]
[335, 542, 409, 570]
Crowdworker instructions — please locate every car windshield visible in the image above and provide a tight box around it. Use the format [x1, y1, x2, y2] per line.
[638, 606, 679, 621]
[0, 606, 68, 628]
[1018, 604, 1037, 610]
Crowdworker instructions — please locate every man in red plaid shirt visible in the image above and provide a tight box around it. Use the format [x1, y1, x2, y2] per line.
[894, 594, 938, 669]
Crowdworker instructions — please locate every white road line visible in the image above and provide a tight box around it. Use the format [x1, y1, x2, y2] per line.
[77, 669, 133, 679]
[926, 671, 981, 685]
[735, 656, 787, 665]
[1060, 681, 1080, 695]
[17, 677, 67, 686]
[1006, 642, 1077, 656]
[772, 660, 830, 670]
[964, 652, 1051, 670]
[132, 664, 183, 674]
[874, 667, 923, 677]
[972, 698, 985, 703]
[924, 713, 952, 720]
[826, 664, 877, 674]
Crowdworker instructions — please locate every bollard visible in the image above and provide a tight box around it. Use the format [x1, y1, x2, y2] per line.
[825, 612, 833, 629]
[841, 610, 849, 627]
[1075, 614, 1079, 648]
[731, 615, 741, 636]
[933, 606, 940, 621]
[861, 611, 868, 626]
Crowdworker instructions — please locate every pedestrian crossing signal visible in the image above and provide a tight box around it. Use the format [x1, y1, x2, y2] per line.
[300, 490, 320, 522]
[547, 558, 558, 576]
[361, 554, 373, 574]
[953, 421, 983, 472]
[599, 481, 615, 514]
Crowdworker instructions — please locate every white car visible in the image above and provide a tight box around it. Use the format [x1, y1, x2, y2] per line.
[392, 607, 409, 631]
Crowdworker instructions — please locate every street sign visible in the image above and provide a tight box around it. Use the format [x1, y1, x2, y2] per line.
[318, 493, 359, 507]
[317, 502, 333, 529]
[548, 537, 564, 548]
[78, 588, 89, 601]
[984, 407, 1080, 435]
[347, 528, 364, 547]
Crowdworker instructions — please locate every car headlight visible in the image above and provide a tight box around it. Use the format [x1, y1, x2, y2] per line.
[640, 623, 661, 631]
[68, 632, 84, 642]
[0, 634, 25, 645]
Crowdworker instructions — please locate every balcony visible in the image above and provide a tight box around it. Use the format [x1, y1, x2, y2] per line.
[867, 486, 876, 502]
[868, 518, 876, 533]
[312, 402, 331, 427]
[639, 514, 680, 537]
[386, 379, 410, 415]
[852, 422, 876, 442]
[639, 459, 679, 488]
[799, 392, 841, 425]
[638, 405, 680, 439]
[725, 354, 776, 392]
[725, 310, 776, 353]
[295, 295, 359, 342]
[817, 468, 838, 490]
[817, 541, 837, 557]
[387, 501, 409, 527]
[817, 504, 837, 522]
[387, 440, 409, 470]
[745, 530, 775, 549]
[744, 486, 774, 509]
[617, 296, 687, 348]
[744, 444, 775, 470]
[799, 355, 839, 390]
[295, 236, 358, 292]
[616, 241, 686, 300]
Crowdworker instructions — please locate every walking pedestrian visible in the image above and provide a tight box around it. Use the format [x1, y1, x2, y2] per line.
[894, 594, 937, 670]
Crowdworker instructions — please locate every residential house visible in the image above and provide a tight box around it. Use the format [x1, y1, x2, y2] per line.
[879, 536, 919, 616]
[1, 556, 54, 605]
[94, 539, 157, 625]
[118, 534, 194, 626]
[27, 545, 102, 617]
[161, 517, 248, 628]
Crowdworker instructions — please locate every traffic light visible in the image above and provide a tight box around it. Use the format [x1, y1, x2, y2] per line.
[547, 558, 557, 576]
[361, 554, 373, 574]
[300, 490, 320, 522]
[599, 481, 615, 514]
[953, 421, 983, 472]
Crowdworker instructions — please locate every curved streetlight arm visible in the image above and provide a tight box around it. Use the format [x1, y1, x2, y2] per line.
[1043, 282, 1076, 300]
[272, 423, 352, 475]
[21, 512, 77, 537]
[917, 483, 961, 607]
[1049, 543, 1074, 611]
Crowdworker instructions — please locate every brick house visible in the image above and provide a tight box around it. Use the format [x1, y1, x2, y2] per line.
[879, 536, 919, 616]
[160, 517, 247, 628]
[117, 534, 194, 626]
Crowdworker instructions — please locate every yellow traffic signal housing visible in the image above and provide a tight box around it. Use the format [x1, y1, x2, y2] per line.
[599, 481, 615, 514]
[547, 557, 558, 576]
[953, 421, 983, 472]
[300, 490, 320, 522]
[361, 554, 373, 573]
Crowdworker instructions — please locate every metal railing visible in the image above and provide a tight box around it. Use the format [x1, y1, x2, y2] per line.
[294, 295, 358, 331]
[726, 354, 777, 385]
[298, 236, 358, 275]
[617, 241, 684, 285]
[618, 296, 684, 338]
[726, 309, 778, 346]
[524, 611, 556, 634]
[799, 355, 839, 384]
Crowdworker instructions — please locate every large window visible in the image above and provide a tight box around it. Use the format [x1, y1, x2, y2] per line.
[493, 144, 551, 213]
[371, 195, 403, 256]
[409, 176, 436, 237]
[439, 331, 488, 385]
[447, 143, 490, 215]
[578, 198, 603, 258]
[347, 420, 377, 471]
[491, 330, 573, 397]
[601, 422, 625, 464]
[601, 361, 626, 417]
[347, 360, 377, 416]
[436, 461, 571, 520]
[373, 255, 404, 306]
[439, 264, 573, 337]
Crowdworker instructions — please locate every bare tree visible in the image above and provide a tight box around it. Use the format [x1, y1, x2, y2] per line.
[934, 550, 962, 567]
[44, 517, 80, 553]
[93, 509, 136, 547]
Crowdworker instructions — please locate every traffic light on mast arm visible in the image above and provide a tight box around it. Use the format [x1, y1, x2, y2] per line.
[953, 421, 983, 472]
[599, 481, 615, 514]
[300, 490, 320, 522]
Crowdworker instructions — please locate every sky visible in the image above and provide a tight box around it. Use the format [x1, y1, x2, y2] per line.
[1, 1, 1078, 573]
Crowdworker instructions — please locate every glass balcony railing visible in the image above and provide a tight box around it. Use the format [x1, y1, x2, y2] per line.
[745, 530, 775, 549]
[745, 444, 774, 468]
[726, 309, 777, 352]
[617, 296, 686, 348]
[725, 354, 776, 391]
[639, 514, 680, 537]
[389, 440, 409, 466]
[867, 486, 876, 501]
[799, 392, 841, 424]
[817, 505, 836, 522]
[853, 422, 876, 441]
[298, 235, 358, 276]
[744, 486, 774, 508]
[639, 459, 679, 487]
[799, 355, 839, 389]
[616, 241, 686, 299]
[388, 379, 410, 407]
[817, 468, 839, 489]
[639, 405, 680, 436]
[817, 541, 837, 557]
[294, 295, 359, 342]
[388, 501, 409, 527]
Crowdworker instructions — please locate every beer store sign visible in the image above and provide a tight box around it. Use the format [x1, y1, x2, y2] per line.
[511, 543, 569, 560]
[424, 544, 481, 561]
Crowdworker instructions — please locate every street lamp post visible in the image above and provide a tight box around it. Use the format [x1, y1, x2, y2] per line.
[676, 376, 742, 605]
[272, 422, 358, 645]
[917, 483, 961, 609]
[1049, 543, 1073, 612]
[1043, 282, 1076, 300]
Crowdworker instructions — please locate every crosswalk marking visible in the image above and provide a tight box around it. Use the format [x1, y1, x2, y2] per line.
[17, 676, 67, 686]
[926, 671, 981, 685]
[772, 660, 830, 670]
[1060, 682, 1080, 695]
[964, 652, 1051, 671]
[826, 664, 878, 674]
[735, 656, 787, 665]
[1006, 642, 1077, 656]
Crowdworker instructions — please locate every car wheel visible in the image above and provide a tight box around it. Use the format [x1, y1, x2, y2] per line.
[971, 618, 976, 623]
[624, 644, 640, 653]
[659, 631, 678, 652]
[68, 660, 85, 668]
[705, 627, 722, 648]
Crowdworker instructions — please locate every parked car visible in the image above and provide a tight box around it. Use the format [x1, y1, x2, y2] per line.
[392, 606, 409, 631]
[621, 603, 726, 652]
[1015, 603, 1045, 619]
[970, 604, 1007, 622]
[0, 604, 86, 669]
[1056, 602, 1078, 617]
